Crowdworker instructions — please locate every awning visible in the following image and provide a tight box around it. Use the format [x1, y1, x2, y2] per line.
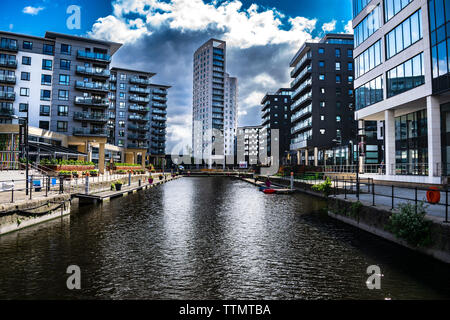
[28, 141, 87, 157]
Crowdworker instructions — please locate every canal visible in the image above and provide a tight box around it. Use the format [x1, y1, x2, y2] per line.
[0, 177, 449, 299]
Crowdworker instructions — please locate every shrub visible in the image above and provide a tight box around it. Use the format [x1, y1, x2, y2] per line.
[312, 177, 332, 196]
[59, 170, 72, 176]
[385, 202, 433, 247]
[40, 159, 94, 166]
[348, 201, 363, 219]
[115, 180, 123, 185]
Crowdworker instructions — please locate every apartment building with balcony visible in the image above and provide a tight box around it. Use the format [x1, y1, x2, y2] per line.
[0, 30, 170, 171]
[237, 125, 264, 168]
[289, 33, 357, 166]
[261, 88, 292, 165]
[192, 39, 238, 168]
[352, 0, 450, 184]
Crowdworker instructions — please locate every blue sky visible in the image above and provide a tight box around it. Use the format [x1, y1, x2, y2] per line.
[1, 0, 353, 153]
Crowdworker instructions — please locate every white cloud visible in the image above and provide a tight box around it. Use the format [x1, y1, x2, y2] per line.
[8, 24, 13, 31]
[344, 20, 353, 34]
[322, 20, 336, 33]
[23, 6, 44, 15]
[89, 0, 316, 48]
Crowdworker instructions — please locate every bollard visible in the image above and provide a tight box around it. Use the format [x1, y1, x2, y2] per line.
[11, 180, 14, 203]
[391, 185, 394, 210]
[344, 180, 347, 199]
[129, 172, 131, 186]
[415, 187, 418, 214]
[85, 175, 89, 195]
[445, 188, 449, 223]
[30, 175, 33, 200]
[372, 181, 375, 206]
[60, 177, 64, 194]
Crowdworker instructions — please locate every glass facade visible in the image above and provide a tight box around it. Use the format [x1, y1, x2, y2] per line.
[353, 0, 371, 18]
[441, 102, 450, 175]
[387, 52, 425, 97]
[429, 0, 450, 93]
[355, 39, 382, 78]
[395, 110, 428, 175]
[355, 75, 383, 110]
[384, 0, 413, 22]
[385, 10, 422, 59]
[355, 4, 381, 47]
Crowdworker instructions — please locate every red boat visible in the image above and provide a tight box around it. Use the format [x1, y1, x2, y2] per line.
[263, 189, 276, 194]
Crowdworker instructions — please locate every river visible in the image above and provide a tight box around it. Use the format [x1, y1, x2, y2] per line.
[0, 177, 449, 299]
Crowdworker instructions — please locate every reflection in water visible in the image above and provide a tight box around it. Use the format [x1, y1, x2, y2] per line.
[0, 177, 449, 299]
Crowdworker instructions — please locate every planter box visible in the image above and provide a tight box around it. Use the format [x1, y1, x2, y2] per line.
[115, 184, 123, 191]
[48, 165, 95, 172]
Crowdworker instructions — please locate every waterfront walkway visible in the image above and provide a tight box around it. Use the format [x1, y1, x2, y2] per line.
[270, 176, 449, 221]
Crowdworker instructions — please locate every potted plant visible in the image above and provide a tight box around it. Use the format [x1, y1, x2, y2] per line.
[115, 180, 123, 191]
[159, 174, 163, 180]
[72, 171, 79, 178]
[148, 177, 153, 184]
[110, 182, 115, 191]
[90, 169, 99, 177]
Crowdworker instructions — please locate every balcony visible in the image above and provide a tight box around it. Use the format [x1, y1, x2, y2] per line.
[152, 116, 166, 122]
[75, 81, 109, 93]
[0, 41, 18, 52]
[152, 109, 167, 116]
[129, 95, 150, 103]
[0, 107, 14, 117]
[152, 89, 167, 95]
[129, 86, 151, 95]
[0, 59, 17, 69]
[76, 66, 110, 78]
[77, 50, 111, 63]
[110, 75, 117, 82]
[291, 65, 312, 89]
[0, 74, 16, 84]
[152, 123, 166, 129]
[127, 143, 147, 149]
[291, 52, 312, 78]
[152, 102, 167, 109]
[128, 124, 149, 132]
[290, 91, 312, 112]
[0, 91, 15, 101]
[129, 114, 150, 122]
[128, 133, 147, 140]
[292, 78, 312, 100]
[129, 77, 151, 85]
[151, 129, 166, 136]
[74, 96, 109, 108]
[151, 136, 166, 143]
[73, 112, 108, 123]
[73, 127, 108, 137]
[152, 95, 167, 102]
[129, 104, 150, 113]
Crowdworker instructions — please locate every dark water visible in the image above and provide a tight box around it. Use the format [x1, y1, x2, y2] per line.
[0, 177, 449, 300]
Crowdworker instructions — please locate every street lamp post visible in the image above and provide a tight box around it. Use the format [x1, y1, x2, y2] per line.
[13, 110, 29, 195]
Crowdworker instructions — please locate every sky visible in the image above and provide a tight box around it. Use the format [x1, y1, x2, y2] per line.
[0, 0, 353, 154]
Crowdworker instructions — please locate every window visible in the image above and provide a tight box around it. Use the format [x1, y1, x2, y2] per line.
[354, 4, 381, 47]
[60, 44, 71, 55]
[120, 83, 126, 90]
[320, 101, 326, 107]
[119, 102, 125, 109]
[348, 62, 353, 71]
[20, 88, 29, 96]
[335, 49, 341, 58]
[320, 115, 325, 121]
[384, 0, 412, 22]
[319, 61, 325, 67]
[335, 62, 341, 70]
[319, 74, 325, 80]
[40, 89, 51, 101]
[120, 74, 127, 80]
[60, 59, 70, 70]
[23, 41, 32, 50]
[40, 105, 50, 116]
[43, 44, 54, 55]
[39, 121, 49, 130]
[21, 72, 30, 81]
[348, 76, 354, 83]
[57, 121, 68, 132]
[385, 10, 422, 60]
[318, 48, 324, 54]
[336, 75, 341, 83]
[59, 74, 70, 85]
[41, 74, 52, 85]
[349, 89, 354, 97]
[347, 49, 353, 58]
[336, 116, 341, 122]
[336, 101, 342, 109]
[19, 103, 28, 112]
[387, 52, 425, 97]
[355, 74, 384, 110]
[22, 56, 31, 65]
[336, 88, 341, 97]
[320, 88, 325, 94]
[355, 39, 382, 78]
[42, 59, 52, 70]
[352, 0, 371, 18]
[57, 105, 68, 116]
[58, 89, 69, 101]
[320, 129, 326, 134]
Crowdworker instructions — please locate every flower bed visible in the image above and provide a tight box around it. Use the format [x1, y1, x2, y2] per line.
[40, 159, 95, 172]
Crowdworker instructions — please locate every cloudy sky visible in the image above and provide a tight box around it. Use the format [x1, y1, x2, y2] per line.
[1, 0, 353, 152]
